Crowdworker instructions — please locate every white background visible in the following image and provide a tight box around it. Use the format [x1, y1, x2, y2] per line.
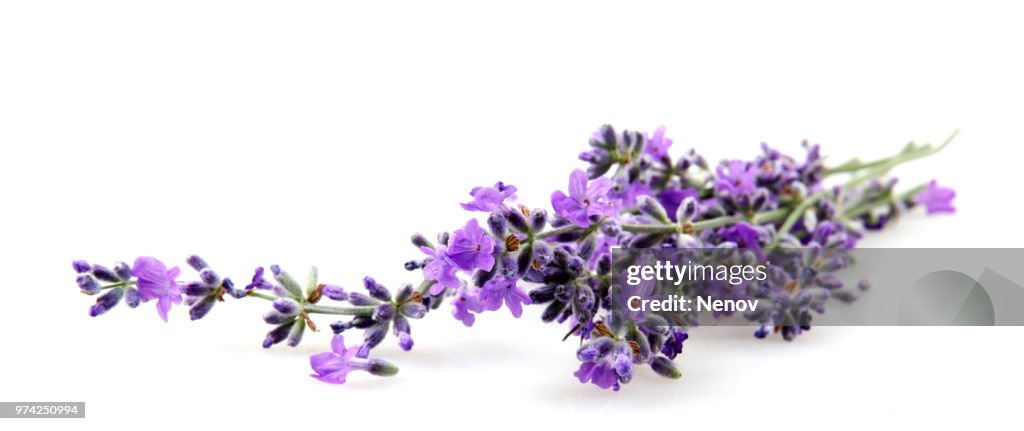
[2, 1, 1023, 430]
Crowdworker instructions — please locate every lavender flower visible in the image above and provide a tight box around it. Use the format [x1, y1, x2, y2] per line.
[551, 169, 616, 227]
[716, 160, 757, 196]
[460, 181, 517, 212]
[645, 125, 674, 158]
[915, 180, 956, 214]
[480, 275, 532, 318]
[446, 219, 496, 271]
[132, 257, 182, 322]
[309, 334, 398, 384]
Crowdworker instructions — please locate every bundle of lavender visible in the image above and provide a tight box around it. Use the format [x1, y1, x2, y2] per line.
[71, 125, 956, 390]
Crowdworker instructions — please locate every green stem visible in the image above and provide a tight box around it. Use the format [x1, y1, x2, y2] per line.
[304, 304, 376, 316]
[764, 191, 828, 251]
[534, 224, 584, 239]
[831, 129, 959, 182]
[247, 291, 276, 302]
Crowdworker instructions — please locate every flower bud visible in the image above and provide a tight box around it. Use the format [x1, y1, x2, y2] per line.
[815, 274, 843, 290]
[637, 196, 670, 223]
[113, 261, 132, 281]
[72, 260, 91, 273]
[577, 337, 614, 361]
[358, 325, 387, 358]
[566, 257, 585, 278]
[77, 274, 100, 295]
[530, 208, 548, 231]
[124, 286, 140, 308]
[529, 285, 556, 304]
[92, 264, 121, 283]
[411, 233, 433, 249]
[541, 300, 568, 322]
[650, 356, 682, 379]
[395, 284, 413, 304]
[263, 321, 294, 348]
[186, 255, 209, 271]
[373, 303, 395, 322]
[199, 268, 221, 287]
[330, 320, 352, 334]
[400, 302, 427, 319]
[515, 245, 532, 276]
[273, 298, 301, 316]
[487, 212, 508, 237]
[183, 281, 213, 297]
[577, 236, 596, 260]
[403, 260, 422, 271]
[831, 289, 859, 303]
[504, 207, 529, 232]
[263, 310, 295, 325]
[270, 265, 304, 299]
[596, 254, 612, 275]
[363, 277, 392, 302]
[189, 296, 216, 321]
[676, 197, 699, 222]
[532, 241, 553, 266]
[89, 288, 123, 317]
[366, 358, 399, 377]
[285, 319, 306, 347]
[322, 284, 348, 301]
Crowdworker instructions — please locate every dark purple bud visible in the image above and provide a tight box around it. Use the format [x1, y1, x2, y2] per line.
[504, 208, 530, 232]
[72, 260, 91, 273]
[437, 231, 450, 246]
[577, 236, 596, 261]
[530, 209, 548, 231]
[411, 233, 433, 249]
[515, 246, 532, 276]
[199, 268, 220, 287]
[263, 322, 293, 348]
[186, 255, 209, 271]
[404, 260, 422, 271]
[270, 264, 282, 276]
[263, 310, 295, 325]
[351, 315, 376, 329]
[400, 302, 427, 319]
[577, 337, 614, 361]
[601, 220, 621, 236]
[530, 242, 552, 267]
[487, 212, 508, 237]
[322, 285, 348, 301]
[754, 326, 770, 339]
[189, 296, 216, 320]
[366, 358, 399, 377]
[182, 281, 213, 297]
[92, 264, 121, 282]
[89, 288, 123, 317]
[392, 315, 411, 336]
[554, 284, 573, 302]
[113, 262, 132, 281]
[676, 197, 699, 222]
[596, 254, 612, 275]
[330, 320, 352, 334]
[363, 277, 391, 302]
[541, 300, 568, 322]
[347, 292, 378, 306]
[566, 257, 585, 278]
[273, 298, 301, 316]
[650, 356, 682, 379]
[529, 285, 556, 304]
[359, 325, 387, 357]
[637, 196, 670, 223]
[76, 274, 100, 295]
[373, 303, 395, 322]
[749, 188, 765, 211]
[124, 287, 140, 308]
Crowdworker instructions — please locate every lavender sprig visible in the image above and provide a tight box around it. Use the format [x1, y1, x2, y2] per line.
[71, 125, 957, 390]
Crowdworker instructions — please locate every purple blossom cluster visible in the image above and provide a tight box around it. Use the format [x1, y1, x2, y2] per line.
[72, 125, 956, 390]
